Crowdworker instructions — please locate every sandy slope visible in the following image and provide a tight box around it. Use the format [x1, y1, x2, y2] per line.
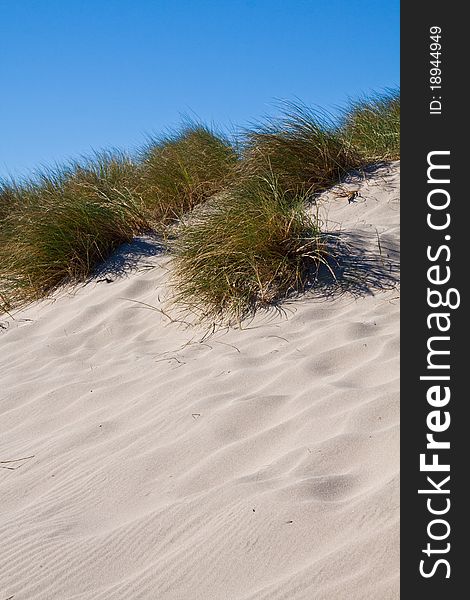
[0, 163, 400, 599]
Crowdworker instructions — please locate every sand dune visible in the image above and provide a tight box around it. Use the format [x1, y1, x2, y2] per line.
[0, 163, 399, 599]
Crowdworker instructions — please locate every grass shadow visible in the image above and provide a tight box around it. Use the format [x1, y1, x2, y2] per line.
[306, 230, 399, 299]
[91, 235, 167, 281]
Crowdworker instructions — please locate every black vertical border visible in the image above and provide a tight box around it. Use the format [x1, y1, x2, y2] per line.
[401, 2, 467, 597]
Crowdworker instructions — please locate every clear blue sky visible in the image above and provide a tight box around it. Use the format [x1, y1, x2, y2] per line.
[0, 0, 399, 180]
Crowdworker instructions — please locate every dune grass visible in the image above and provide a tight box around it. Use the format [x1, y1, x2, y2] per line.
[0, 128, 236, 310]
[169, 92, 399, 322]
[0, 91, 399, 316]
[0, 153, 149, 309]
[241, 103, 364, 197]
[341, 90, 400, 161]
[140, 125, 238, 227]
[171, 174, 328, 323]
[0, 181, 17, 221]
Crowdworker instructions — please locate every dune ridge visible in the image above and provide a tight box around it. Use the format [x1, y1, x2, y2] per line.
[0, 163, 399, 599]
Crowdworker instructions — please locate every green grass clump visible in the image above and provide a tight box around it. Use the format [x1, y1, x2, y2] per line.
[171, 94, 400, 321]
[172, 173, 328, 323]
[0, 129, 238, 310]
[341, 90, 400, 161]
[0, 181, 19, 222]
[241, 103, 364, 197]
[0, 153, 148, 309]
[0, 91, 400, 316]
[140, 125, 238, 226]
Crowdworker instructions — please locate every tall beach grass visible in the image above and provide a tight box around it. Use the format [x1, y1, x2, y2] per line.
[0, 153, 148, 309]
[241, 103, 363, 197]
[0, 91, 399, 316]
[170, 91, 399, 321]
[172, 174, 328, 323]
[0, 127, 236, 310]
[341, 90, 400, 161]
[140, 125, 238, 227]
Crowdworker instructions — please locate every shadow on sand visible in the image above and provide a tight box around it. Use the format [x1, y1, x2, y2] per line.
[308, 230, 400, 299]
[91, 235, 167, 281]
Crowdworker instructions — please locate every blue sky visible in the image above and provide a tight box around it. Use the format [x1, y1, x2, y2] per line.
[0, 0, 399, 179]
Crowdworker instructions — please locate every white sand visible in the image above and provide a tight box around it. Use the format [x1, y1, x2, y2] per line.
[0, 163, 400, 599]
